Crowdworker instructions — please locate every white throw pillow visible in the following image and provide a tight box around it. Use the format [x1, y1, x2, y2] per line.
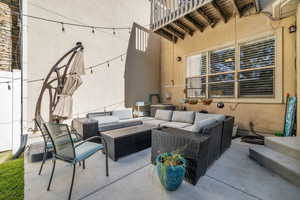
[94, 116, 119, 124]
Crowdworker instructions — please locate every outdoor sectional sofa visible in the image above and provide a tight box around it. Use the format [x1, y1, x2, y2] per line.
[148, 110, 234, 185]
[72, 109, 234, 185]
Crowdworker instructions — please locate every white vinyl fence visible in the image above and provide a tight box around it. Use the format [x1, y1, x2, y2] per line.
[0, 70, 22, 154]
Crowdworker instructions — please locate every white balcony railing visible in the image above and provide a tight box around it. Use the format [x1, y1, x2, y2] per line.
[150, 0, 212, 30]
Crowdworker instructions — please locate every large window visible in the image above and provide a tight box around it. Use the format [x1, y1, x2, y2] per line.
[186, 36, 276, 99]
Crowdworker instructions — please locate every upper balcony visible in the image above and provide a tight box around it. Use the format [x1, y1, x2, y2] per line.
[150, 0, 260, 43]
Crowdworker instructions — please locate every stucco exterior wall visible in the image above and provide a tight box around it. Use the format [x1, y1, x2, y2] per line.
[25, 0, 150, 127]
[160, 14, 296, 134]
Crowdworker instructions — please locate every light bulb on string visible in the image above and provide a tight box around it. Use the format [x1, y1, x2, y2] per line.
[92, 27, 95, 34]
[107, 62, 110, 68]
[61, 22, 65, 32]
[113, 28, 116, 35]
[90, 67, 93, 74]
[7, 82, 11, 90]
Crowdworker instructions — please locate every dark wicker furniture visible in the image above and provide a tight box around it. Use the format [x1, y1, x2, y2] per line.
[151, 117, 234, 185]
[101, 125, 154, 161]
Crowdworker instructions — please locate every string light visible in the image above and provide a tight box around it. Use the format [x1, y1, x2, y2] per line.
[0, 53, 127, 86]
[61, 22, 65, 32]
[113, 28, 116, 35]
[92, 27, 95, 34]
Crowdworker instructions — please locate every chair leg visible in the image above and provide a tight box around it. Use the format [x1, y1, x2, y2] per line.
[38, 148, 47, 175]
[83, 160, 85, 170]
[47, 159, 56, 191]
[68, 164, 76, 200]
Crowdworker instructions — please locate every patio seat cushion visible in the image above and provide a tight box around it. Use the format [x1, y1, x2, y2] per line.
[171, 111, 195, 124]
[182, 118, 217, 133]
[162, 122, 192, 129]
[154, 110, 173, 121]
[99, 120, 142, 132]
[75, 141, 103, 162]
[143, 119, 168, 128]
[112, 109, 133, 120]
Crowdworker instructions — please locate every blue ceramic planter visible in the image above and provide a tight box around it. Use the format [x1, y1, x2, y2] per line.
[156, 153, 186, 191]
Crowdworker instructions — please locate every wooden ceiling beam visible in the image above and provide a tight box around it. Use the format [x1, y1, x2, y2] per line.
[184, 14, 205, 32]
[211, 0, 227, 23]
[155, 29, 178, 43]
[231, 0, 241, 17]
[173, 20, 194, 36]
[164, 25, 185, 40]
[196, 7, 217, 28]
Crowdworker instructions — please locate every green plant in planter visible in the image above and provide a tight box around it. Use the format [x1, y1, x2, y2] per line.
[156, 152, 186, 191]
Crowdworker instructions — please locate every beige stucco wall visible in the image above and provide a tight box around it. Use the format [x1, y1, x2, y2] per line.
[25, 0, 150, 128]
[125, 23, 161, 107]
[160, 14, 296, 134]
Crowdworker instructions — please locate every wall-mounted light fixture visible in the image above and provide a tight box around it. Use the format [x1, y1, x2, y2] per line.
[176, 56, 182, 62]
[289, 25, 296, 33]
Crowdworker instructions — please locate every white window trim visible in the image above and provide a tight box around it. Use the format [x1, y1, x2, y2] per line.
[185, 29, 283, 104]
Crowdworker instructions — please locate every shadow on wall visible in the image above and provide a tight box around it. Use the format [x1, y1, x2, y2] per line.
[125, 23, 161, 107]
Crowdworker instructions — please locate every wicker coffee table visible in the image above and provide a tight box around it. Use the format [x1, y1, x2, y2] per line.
[101, 124, 155, 161]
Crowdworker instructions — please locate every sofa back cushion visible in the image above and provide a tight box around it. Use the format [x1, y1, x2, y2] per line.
[195, 113, 225, 122]
[184, 118, 217, 133]
[94, 116, 119, 125]
[172, 111, 195, 124]
[112, 109, 133, 120]
[155, 110, 173, 121]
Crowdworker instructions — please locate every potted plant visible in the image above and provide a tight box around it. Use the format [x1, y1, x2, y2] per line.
[156, 152, 186, 191]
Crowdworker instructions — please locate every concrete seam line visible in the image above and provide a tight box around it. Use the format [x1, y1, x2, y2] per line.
[79, 163, 151, 200]
[205, 174, 264, 200]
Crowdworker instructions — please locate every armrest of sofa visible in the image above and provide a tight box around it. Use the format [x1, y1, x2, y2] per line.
[72, 118, 100, 143]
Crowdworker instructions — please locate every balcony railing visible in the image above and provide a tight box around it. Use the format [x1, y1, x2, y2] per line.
[150, 0, 212, 30]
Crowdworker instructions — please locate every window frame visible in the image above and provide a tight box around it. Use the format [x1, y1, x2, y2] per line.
[185, 30, 283, 104]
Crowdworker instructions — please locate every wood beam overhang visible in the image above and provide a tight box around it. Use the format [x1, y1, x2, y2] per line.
[196, 7, 217, 28]
[165, 25, 185, 40]
[156, 29, 178, 43]
[231, 0, 241, 17]
[211, 0, 228, 23]
[173, 20, 194, 36]
[184, 14, 205, 32]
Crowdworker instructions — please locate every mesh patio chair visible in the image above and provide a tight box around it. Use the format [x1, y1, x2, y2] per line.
[43, 122, 109, 200]
[34, 116, 82, 175]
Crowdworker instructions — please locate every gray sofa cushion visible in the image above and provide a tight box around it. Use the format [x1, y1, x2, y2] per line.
[182, 118, 217, 133]
[94, 116, 119, 125]
[155, 110, 173, 121]
[143, 119, 168, 128]
[195, 113, 225, 122]
[99, 120, 142, 132]
[162, 122, 192, 129]
[112, 109, 133, 120]
[172, 111, 195, 124]
[205, 114, 226, 121]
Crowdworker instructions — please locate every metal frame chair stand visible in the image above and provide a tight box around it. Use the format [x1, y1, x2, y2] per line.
[44, 122, 109, 200]
[34, 117, 82, 175]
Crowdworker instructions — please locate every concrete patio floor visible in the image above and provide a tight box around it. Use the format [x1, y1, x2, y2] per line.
[25, 139, 300, 200]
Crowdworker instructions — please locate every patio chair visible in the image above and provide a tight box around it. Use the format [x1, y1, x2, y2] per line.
[43, 122, 109, 200]
[34, 116, 82, 175]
